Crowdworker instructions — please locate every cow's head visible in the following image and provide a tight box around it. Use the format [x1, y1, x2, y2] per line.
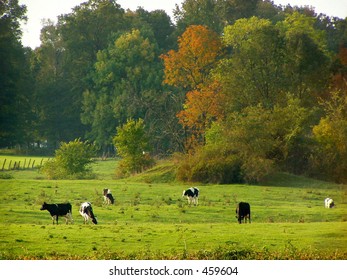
[40, 202, 47, 211]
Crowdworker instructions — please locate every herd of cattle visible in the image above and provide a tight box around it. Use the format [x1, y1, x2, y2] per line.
[39, 187, 336, 225]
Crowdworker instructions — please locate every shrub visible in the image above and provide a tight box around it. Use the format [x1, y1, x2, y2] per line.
[41, 139, 96, 179]
[113, 119, 154, 177]
[176, 148, 243, 184]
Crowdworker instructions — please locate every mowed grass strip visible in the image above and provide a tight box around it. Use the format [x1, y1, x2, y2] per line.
[0, 159, 346, 259]
[1, 222, 346, 259]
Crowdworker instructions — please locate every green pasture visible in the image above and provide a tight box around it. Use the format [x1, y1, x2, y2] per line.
[0, 155, 50, 172]
[0, 157, 346, 259]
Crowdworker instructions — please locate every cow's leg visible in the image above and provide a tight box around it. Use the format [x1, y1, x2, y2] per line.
[52, 215, 58, 225]
[66, 212, 73, 224]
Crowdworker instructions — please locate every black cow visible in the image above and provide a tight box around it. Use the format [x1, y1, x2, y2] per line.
[235, 202, 251, 224]
[40, 202, 73, 224]
[103, 188, 114, 205]
[79, 202, 97, 224]
[182, 187, 200, 206]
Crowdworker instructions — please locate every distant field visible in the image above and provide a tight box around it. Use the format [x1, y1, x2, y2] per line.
[0, 159, 346, 259]
[0, 155, 50, 171]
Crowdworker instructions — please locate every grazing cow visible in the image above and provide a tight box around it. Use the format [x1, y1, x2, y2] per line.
[324, 198, 335, 208]
[103, 188, 114, 205]
[40, 202, 73, 225]
[182, 187, 200, 206]
[235, 202, 251, 224]
[79, 202, 97, 224]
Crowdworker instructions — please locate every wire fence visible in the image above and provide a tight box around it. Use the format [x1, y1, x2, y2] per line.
[0, 158, 50, 171]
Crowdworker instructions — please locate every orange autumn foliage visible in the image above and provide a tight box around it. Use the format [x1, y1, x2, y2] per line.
[177, 81, 226, 148]
[160, 25, 222, 90]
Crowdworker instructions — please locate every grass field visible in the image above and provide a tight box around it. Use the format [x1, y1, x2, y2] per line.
[0, 155, 50, 171]
[0, 156, 346, 259]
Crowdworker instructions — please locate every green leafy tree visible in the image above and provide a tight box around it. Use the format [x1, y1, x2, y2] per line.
[174, 0, 223, 34]
[278, 11, 331, 103]
[31, 20, 75, 149]
[41, 139, 96, 179]
[29, 1, 127, 149]
[82, 29, 171, 153]
[216, 17, 286, 111]
[113, 119, 153, 176]
[133, 8, 176, 52]
[174, 0, 261, 34]
[216, 15, 331, 111]
[312, 89, 347, 183]
[0, 0, 34, 148]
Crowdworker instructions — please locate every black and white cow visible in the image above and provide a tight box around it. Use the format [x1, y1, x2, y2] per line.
[79, 202, 97, 224]
[103, 188, 114, 205]
[182, 187, 200, 206]
[324, 198, 335, 208]
[235, 202, 251, 224]
[40, 202, 73, 224]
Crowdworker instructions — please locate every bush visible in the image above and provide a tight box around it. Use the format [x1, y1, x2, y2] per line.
[176, 148, 243, 184]
[41, 139, 96, 179]
[241, 156, 275, 184]
[113, 119, 154, 177]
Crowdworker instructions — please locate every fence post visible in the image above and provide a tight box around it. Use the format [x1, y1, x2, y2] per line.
[32, 160, 35, 168]
[1, 159, 6, 171]
[28, 159, 32, 169]
[24, 159, 27, 169]
[8, 160, 12, 170]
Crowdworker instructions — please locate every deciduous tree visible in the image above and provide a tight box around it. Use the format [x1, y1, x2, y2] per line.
[161, 25, 222, 91]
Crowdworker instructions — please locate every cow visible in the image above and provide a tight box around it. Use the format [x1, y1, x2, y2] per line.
[103, 188, 114, 205]
[236, 202, 251, 224]
[79, 202, 97, 224]
[324, 198, 335, 208]
[182, 187, 200, 206]
[40, 202, 73, 225]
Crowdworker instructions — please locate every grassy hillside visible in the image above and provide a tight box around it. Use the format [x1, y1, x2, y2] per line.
[0, 157, 346, 259]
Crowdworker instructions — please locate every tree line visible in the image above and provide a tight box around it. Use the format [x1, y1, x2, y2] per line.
[1, 0, 347, 183]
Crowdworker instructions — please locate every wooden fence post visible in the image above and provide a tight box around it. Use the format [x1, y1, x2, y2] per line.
[8, 160, 12, 170]
[1, 159, 6, 171]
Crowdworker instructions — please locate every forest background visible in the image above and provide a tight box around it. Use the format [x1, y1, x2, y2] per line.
[1, 0, 347, 184]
